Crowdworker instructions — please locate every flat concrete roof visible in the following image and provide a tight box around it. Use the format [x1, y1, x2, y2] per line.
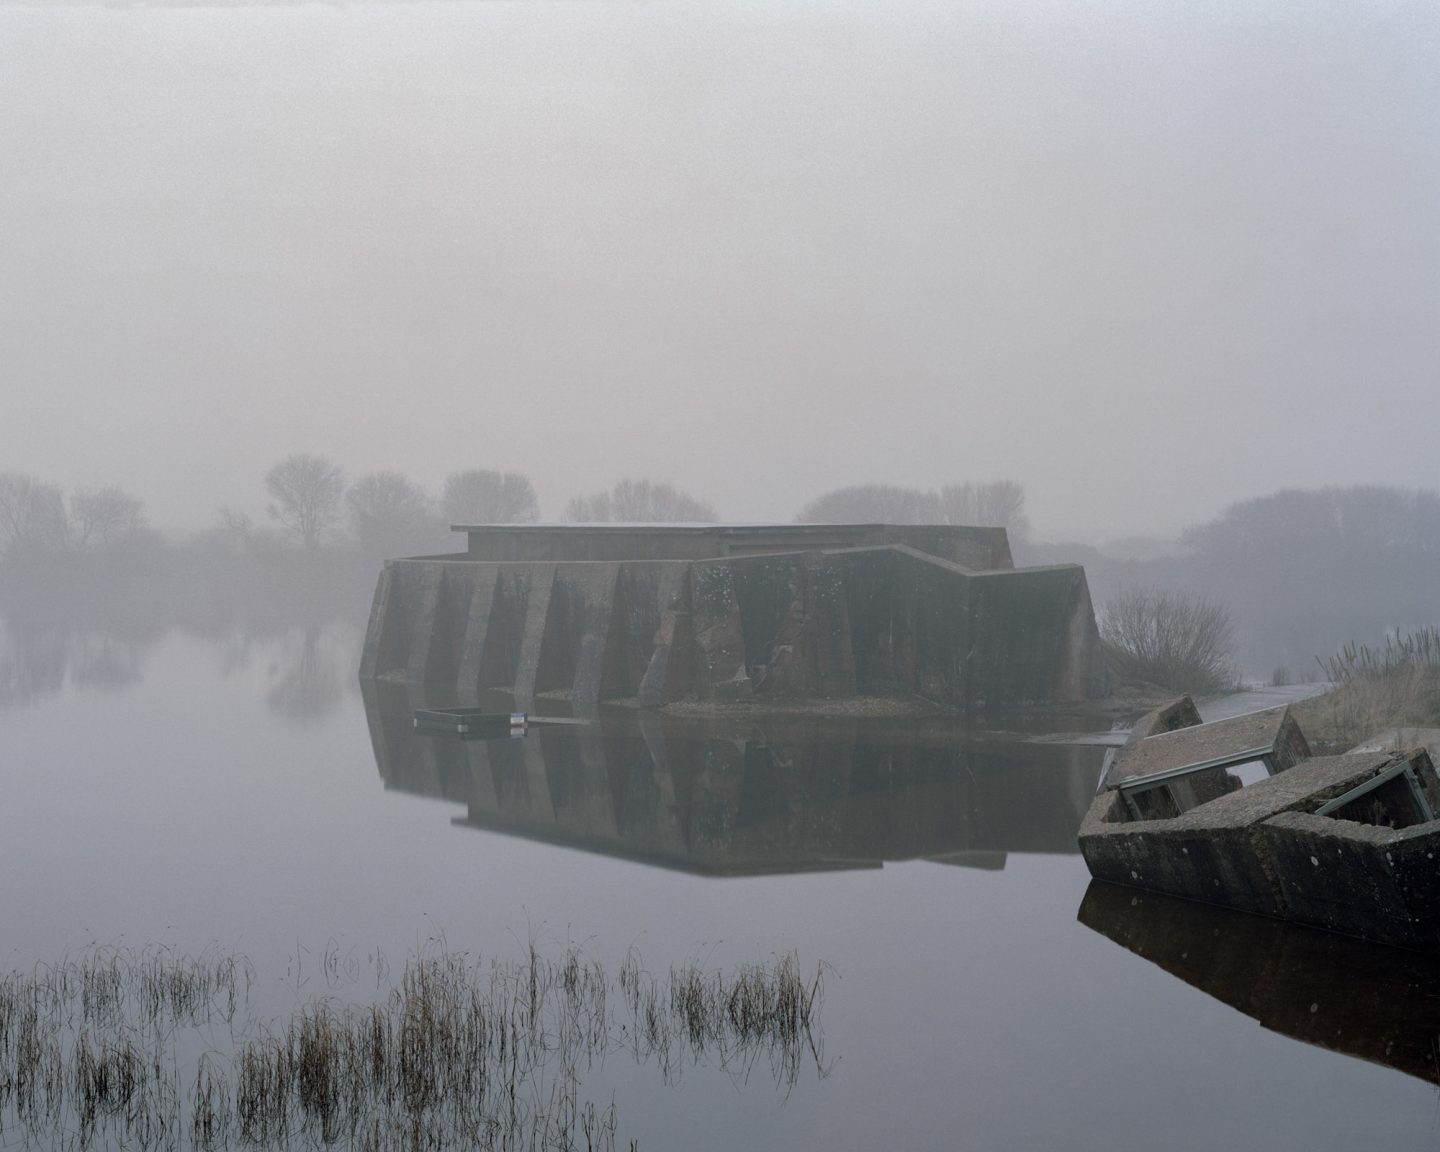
[1108, 705, 1294, 785]
[449, 522, 979, 533]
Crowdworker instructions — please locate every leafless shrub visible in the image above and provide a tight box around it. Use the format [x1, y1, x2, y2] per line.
[1100, 585, 1237, 695]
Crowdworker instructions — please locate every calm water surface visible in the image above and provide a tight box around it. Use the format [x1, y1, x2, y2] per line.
[2, 618, 1438, 1150]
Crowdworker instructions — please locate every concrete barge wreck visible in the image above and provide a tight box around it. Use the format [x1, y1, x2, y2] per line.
[1080, 698, 1440, 953]
[359, 523, 1108, 714]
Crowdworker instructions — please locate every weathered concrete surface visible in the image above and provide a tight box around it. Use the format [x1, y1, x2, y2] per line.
[1110, 703, 1311, 783]
[1078, 881, 1440, 1085]
[1080, 748, 1440, 951]
[361, 527, 1108, 714]
[1348, 727, 1440, 763]
[1103, 700, 1312, 818]
[362, 680, 1107, 876]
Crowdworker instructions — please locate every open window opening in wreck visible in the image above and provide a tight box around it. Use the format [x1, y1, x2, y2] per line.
[1314, 758, 1437, 830]
[1107, 759, 1268, 822]
[1094, 700, 1313, 824]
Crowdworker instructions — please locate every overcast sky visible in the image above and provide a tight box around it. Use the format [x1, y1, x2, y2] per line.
[1, 0, 1436, 542]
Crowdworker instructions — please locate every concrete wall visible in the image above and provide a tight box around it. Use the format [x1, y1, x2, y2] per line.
[362, 538, 1107, 714]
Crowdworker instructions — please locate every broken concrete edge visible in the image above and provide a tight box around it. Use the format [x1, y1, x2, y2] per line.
[1098, 699, 1312, 818]
[1079, 747, 1440, 952]
[1111, 705, 1306, 778]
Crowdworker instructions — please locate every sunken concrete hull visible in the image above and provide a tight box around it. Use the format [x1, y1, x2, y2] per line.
[360, 539, 1107, 714]
[1080, 749, 1440, 953]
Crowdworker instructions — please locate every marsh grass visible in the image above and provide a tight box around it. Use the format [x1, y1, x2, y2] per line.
[1319, 628, 1440, 683]
[1300, 628, 1440, 747]
[0, 943, 828, 1151]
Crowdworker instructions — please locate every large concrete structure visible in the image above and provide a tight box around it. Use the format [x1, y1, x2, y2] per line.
[360, 524, 1107, 714]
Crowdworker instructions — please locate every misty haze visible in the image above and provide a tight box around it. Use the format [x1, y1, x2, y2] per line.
[2, 2, 1439, 1149]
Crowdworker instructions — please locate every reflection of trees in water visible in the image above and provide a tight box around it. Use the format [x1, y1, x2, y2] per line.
[0, 548, 378, 711]
[68, 631, 144, 691]
[0, 614, 358, 719]
[0, 621, 148, 709]
[265, 625, 343, 724]
[0, 620, 69, 709]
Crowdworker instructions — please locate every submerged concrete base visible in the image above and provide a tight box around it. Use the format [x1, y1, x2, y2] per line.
[360, 526, 1107, 715]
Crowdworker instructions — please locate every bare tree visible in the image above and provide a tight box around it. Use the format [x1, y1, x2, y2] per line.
[69, 486, 146, 551]
[565, 491, 613, 522]
[797, 484, 938, 524]
[265, 454, 345, 549]
[0, 473, 69, 562]
[347, 471, 435, 556]
[937, 481, 1030, 540]
[565, 478, 717, 522]
[440, 470, 539, 524]
[1100, 585, 1236, 694]
[216, 505, 255, 554]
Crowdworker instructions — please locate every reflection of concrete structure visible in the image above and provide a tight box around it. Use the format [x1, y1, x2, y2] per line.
[1078, 881, 1440, 1086]
[362, 682, 1107, 876]
[359, 524, 1106, 714]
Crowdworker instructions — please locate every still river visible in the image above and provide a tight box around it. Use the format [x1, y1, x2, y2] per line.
[2, 614, 1438, 1150]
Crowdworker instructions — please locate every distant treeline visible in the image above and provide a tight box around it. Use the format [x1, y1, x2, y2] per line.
[4, 464, 1434, 680]
[0, 461, 1034, 568]
[1018, 487, 1440, 678]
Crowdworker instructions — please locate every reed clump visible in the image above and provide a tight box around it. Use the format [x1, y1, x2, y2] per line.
[1300, 627, 1440, 747]
[1319, 628, 1440, 683]
[0, 942, 829, 1151]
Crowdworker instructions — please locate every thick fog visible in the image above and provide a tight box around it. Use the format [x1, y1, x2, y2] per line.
[3, 0, 1436, 542]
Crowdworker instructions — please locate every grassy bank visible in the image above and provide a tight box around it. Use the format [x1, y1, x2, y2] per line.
[1292, 629, 1440, 749]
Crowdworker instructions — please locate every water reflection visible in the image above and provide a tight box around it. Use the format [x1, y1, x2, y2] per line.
[0, 611, 358, 724]
[264, 625, 344, 725]
[0, 618, 153, 709]
[363, 683, 1107, 876]
[0, 552, 376, 714]
[1077, 881, 1440, 1086]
